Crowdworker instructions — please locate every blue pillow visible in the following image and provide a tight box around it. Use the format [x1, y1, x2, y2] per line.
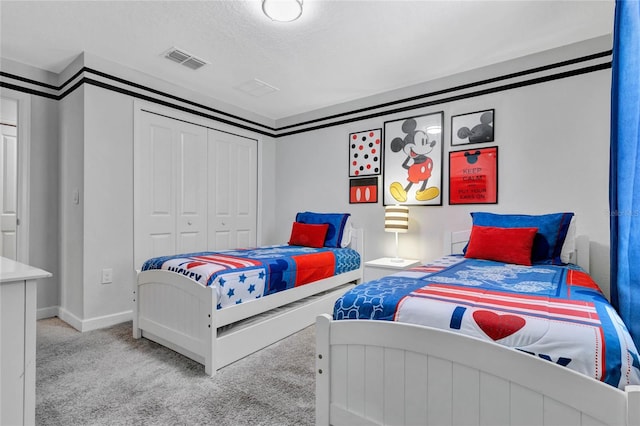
[468, 212, 574, 264]
[295, 212, 350, 248]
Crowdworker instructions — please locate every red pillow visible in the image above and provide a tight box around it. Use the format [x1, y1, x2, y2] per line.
[288, 222, 329, 248]
[464, 225, 538, 266]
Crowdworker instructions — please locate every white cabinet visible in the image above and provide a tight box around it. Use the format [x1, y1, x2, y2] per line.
[0, 257, 50, 426]
[364, 257, 421, 281]
[134, 112, 257, 267]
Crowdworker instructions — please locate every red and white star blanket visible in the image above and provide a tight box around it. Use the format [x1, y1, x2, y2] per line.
[142, 245, 360, 309]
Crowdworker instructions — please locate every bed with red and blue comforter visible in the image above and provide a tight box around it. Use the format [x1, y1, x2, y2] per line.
[142, 245, 361, 310]
[334, 255, 640, 389]
[135, 213, 363, 377]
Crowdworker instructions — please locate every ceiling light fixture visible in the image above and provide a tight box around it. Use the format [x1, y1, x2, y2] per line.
[262, 0, 303, 22]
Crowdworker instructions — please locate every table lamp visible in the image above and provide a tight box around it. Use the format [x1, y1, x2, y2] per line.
[384, 205, 409, 262]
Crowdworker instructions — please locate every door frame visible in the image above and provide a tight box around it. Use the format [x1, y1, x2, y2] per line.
[0, 89, 31, 263]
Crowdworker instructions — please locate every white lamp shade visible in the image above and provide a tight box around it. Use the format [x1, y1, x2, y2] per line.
[262, 0, 303, 22]
[384, 205, 409, 233]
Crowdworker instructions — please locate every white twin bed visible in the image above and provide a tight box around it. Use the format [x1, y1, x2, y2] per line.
[315, 228, 640, 426]
[133, 227, 364, 376]
[315, 315, 640, 426]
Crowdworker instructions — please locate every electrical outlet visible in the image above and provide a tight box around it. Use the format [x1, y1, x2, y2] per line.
[101, 268, 113, 284]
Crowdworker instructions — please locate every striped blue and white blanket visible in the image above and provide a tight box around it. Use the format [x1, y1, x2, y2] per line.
[334, 256, 640, 389]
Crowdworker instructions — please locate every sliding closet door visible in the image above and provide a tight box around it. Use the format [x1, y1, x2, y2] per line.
[175, 126, 208, 254]
[208, 129, 257, 250]
[134, 111, 207, 267]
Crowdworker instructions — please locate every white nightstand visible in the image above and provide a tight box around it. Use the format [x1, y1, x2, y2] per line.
[364, 257, 421, 281]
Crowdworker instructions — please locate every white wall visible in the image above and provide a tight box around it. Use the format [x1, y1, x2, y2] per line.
[58, 87, 85, 322]
[82, 85, 134, 324]
[257, 135, 278, 245]
[275, 53, 613, 297]
[29, 95, 60, 315]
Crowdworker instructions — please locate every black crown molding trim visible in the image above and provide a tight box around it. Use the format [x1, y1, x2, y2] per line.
[277, 50, 613, 132]
[0, 71, 59, 91]
[83, 77, 275, 137]
[277, 62, 612, 137]
[0, 50, 611, 139]
[83, 67, 277, 132]
[0, 67, 277, 133]
[0, 80, 58, 99]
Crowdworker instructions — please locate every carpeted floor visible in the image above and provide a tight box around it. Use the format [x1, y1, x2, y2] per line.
[36, 318, 316, 425]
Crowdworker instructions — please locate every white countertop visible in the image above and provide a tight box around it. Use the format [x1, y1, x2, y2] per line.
[0, 257, 51, 283]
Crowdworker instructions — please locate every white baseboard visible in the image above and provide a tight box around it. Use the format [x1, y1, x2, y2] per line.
[56, 307, 83, 331]
[57, 307, 133, 332]
[37, 306, 59, 320]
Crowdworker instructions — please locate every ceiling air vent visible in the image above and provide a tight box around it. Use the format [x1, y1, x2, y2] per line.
[163, 47, 207, 70]
[182, 57, 207, 70]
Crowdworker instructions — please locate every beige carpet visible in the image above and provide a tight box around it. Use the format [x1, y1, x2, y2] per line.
[36, 318, 316, 425]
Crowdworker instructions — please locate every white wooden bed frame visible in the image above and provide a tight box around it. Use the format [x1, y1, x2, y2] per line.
[133, 228, 363, 376]
[315, 231, 640, 426]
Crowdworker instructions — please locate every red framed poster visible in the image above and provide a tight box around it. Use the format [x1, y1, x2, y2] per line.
[350, 177, 378, 204]
[449, 146, 498, 205]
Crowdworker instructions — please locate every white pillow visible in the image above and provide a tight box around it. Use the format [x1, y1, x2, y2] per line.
[560, 216, 576, 263]
[340, 216, 353, 247]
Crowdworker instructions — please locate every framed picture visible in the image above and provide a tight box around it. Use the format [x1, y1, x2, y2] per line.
[349, 128, 382, 177]
[349, 177, 378, 204]
[383, 112, 443, 206]
[449, 146, 498, 205]
[451, 109, 494, 146]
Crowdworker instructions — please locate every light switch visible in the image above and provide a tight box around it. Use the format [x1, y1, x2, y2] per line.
[101, 268, 113, 284]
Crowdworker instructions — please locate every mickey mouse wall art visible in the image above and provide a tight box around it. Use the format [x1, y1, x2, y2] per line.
[383, 112, 443, 206]
[451, 109, 495, 146]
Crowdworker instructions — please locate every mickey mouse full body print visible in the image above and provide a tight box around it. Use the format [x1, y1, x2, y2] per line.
[389, 118, 440, 202]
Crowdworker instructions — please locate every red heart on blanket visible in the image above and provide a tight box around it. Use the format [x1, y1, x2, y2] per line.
[472, 310, 526, 341]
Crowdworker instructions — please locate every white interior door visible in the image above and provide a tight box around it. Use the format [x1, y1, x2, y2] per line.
[0, 102, 18, 260]
[208, 129, 257, 250]
[134, 111, 207, 267]
[175, 123, 208, 254]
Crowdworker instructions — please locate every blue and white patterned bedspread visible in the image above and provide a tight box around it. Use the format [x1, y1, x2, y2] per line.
[334, 256, 640, 390]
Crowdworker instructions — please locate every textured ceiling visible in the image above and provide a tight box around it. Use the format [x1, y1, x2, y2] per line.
[0, 0, 615, 121]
